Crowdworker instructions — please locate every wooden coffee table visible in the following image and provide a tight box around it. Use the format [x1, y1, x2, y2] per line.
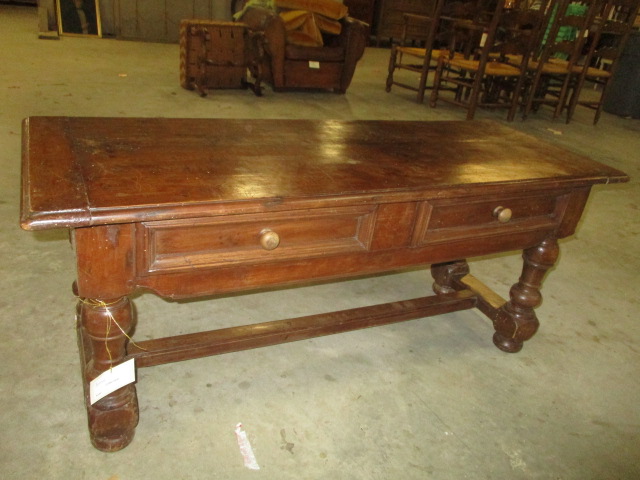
[20, 117, 628, 452]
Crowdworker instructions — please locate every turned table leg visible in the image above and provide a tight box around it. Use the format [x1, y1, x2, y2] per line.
[493, 238, 560, 353]
[77, 296, 139, 452]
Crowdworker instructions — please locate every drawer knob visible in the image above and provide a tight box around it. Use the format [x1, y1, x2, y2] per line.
[493, 206, 512, 223]
[259, 229, 280, 251]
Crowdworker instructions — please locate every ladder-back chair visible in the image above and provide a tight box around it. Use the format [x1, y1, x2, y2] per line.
[522, 0, 600, 119]
[431, 2, 542, 120]
[385, 0, 483, 103]
[565, 0, 640, 123]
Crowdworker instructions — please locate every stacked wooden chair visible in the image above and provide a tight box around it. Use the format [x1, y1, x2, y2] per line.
[384, 0, 639, 124]
[384, 0, 447, 103]
[385, 0, 486, 103]
[564, 0, 640, 123]
[521, 0, 600, 119]
[429, 0, 551, 120]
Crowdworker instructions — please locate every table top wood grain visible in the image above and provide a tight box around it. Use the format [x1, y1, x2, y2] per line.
[21, 117, 629, 230]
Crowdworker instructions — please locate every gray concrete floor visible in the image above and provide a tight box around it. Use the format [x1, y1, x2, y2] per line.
[1, 5, 639, 479]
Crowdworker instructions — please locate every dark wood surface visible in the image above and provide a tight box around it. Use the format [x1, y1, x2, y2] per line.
[20, 117, 628, 452]
[21, 117, 627, 230]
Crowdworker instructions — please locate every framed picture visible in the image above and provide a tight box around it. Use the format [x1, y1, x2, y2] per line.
[57, 0, 102, 37]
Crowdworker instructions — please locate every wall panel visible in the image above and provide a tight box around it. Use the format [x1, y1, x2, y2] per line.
[112, 0, 233, 42]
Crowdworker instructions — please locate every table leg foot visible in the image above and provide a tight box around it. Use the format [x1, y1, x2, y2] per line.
[78, 296, 139, 452]
[493, 238, 559, 353]
[492, 331, 523, 353]
[88, 385, 138, 451]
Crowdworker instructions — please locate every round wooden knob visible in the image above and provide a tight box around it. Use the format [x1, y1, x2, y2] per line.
[493, 206, 512, 223]
[259, 229, 280, 250]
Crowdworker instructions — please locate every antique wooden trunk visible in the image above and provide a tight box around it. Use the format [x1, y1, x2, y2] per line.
[179, 19, 249, 93]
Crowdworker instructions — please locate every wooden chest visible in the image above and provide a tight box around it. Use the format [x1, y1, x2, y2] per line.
[179, 19, 259, 95]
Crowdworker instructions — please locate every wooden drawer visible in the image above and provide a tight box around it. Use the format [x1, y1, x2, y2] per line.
[139, 206, 377, 274]
[413, 192, 567, 245]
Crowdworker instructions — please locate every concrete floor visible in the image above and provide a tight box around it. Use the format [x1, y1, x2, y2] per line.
[1, 4, 639, 479]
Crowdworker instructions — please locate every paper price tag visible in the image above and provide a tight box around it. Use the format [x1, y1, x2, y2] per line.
[90, 358, 136, 405]
[235, 423, 260, 470]
[309, 61, 320, 69]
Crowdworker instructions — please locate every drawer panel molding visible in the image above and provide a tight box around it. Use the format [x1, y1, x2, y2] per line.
[139, 206, 377, 274]
[413, 193, 569, 245]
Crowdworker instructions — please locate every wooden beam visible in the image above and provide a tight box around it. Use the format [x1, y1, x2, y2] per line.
[457, 274, 507, 322]
[128, 290, 477, 368]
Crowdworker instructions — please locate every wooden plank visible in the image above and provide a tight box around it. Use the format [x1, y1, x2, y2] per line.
[128, 290, 478, 367]
[457, 274, 506, 321]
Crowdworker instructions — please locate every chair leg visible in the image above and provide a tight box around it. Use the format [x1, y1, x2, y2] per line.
[507, 74, 527, 122]
[465, 73, 484, 121]
[553, 73, 573, 118]
[565, 73, 586, 124]
[593, 78, 609, 125]
[593, 104, 603, 124]
[523, 69, 543, 120]
[430, 58, 444, 107]
[386, 46, 398, 93]
[416, 52, 432, 104]
[553, 75, 572, 119]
